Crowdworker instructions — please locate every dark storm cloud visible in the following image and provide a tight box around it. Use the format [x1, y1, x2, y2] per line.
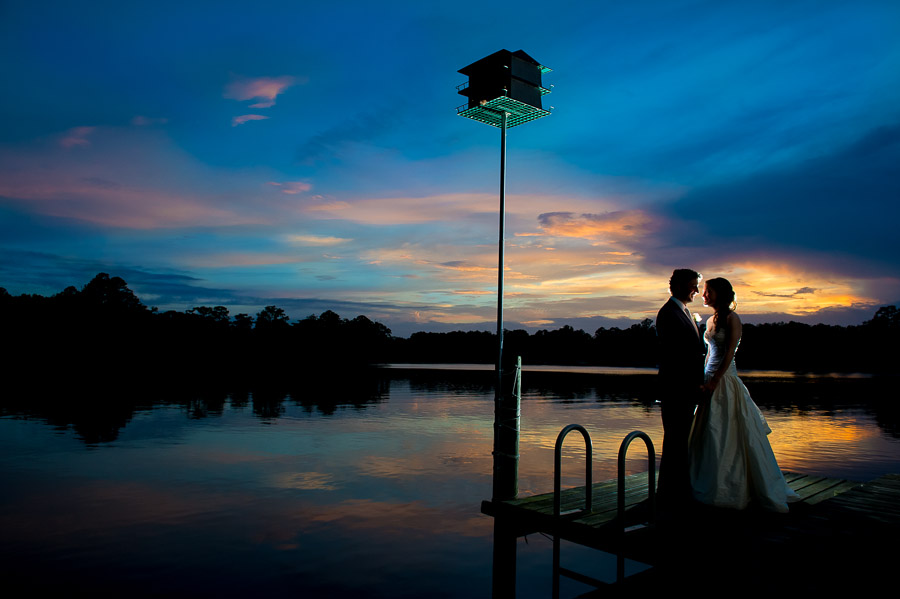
[644, 121, 900, 277]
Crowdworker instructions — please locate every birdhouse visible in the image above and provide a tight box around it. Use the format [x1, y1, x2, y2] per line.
[456, 49, 552, 128]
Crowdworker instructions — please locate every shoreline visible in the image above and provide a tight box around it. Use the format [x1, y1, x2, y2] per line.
[381, 363, 877, 379]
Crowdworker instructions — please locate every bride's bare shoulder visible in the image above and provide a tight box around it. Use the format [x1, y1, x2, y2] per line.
[726, 311, 743, 335]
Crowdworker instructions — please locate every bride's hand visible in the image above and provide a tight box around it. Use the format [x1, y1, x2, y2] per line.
[702, 375, 721, 393]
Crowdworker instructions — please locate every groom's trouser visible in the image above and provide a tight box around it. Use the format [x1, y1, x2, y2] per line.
[659, 394, 697, 506]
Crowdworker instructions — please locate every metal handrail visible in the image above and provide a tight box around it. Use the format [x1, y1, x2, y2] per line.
[615, 431, 655, 584]
[616, 430, 656, 525]
[553, 424, 593, 517]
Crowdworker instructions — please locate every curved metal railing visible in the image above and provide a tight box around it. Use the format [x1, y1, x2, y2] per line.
[553, 424, 593, 517]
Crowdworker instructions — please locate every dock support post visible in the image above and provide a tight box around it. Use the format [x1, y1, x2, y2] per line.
[491, 355, 520, 597]
[492, 518, 517, 599]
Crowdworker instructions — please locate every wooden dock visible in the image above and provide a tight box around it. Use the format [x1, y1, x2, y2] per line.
[483, 472, 900, 592]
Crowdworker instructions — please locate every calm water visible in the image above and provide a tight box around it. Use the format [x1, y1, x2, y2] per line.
[1, 367, 898, 597]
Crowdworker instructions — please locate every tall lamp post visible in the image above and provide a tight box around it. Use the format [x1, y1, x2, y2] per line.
[456, 49, 552, 503]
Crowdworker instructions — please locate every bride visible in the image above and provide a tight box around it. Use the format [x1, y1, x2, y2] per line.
[689, 277, 800, 513]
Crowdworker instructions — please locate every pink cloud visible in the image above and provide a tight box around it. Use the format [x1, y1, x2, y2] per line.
[224, 75, 297, 108]
[59, 126, 95, 148]
[297, 192, 629, 228]
[0, 134, 272, 229]
[0, 173, 254, 228]
[131, 115, 169, 126]
[268, 181, 312, 194]
[232, 114, 270, 127]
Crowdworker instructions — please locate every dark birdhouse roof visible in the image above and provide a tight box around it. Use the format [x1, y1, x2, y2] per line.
[457, 49, 548, 75]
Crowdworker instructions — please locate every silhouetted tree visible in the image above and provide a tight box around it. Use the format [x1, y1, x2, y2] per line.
[866, 305, 899, 330]
[80, 273, 146, 314]
[3, 275, 896, 389]
[188, 305, 230, 325]
[233, 313, 254, 331]
[255, 306, 289, 330]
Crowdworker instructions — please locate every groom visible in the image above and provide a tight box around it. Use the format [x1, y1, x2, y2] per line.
[656, 268, 706, 508]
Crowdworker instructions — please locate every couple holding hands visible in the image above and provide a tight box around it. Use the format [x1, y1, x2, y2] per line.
[656, 269, 799, 513]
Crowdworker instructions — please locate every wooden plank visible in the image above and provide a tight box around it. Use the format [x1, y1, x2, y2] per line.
[803, 482, 861, 505]
[485, 471, 893, 538]
[484, 472, 900, 590]
[795, 478, 860, 505]
[848, 480, 900, 499]
[787, 475, 830, 494]
[827, 494, 900, 518]
[504, 473, 653, 517]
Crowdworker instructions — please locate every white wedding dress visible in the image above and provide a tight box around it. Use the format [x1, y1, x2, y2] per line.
[689, 317, 800, 513]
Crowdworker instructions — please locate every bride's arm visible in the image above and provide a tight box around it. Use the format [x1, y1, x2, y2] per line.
[702, 312, 742, 392]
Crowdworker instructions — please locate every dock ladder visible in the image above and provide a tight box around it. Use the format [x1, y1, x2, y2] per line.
[551, 426, 657, 596]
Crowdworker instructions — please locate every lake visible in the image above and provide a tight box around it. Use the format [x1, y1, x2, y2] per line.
[1, 366, 897, 597]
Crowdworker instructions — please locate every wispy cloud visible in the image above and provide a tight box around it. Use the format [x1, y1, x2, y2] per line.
[296, 106, 403, 163]
[1, 177, 250, 228]
[0, 132, 269, 229]
[232, 114, 270, 127]
[537, 210, 657, 243]
[224, 75, 298, 108]
[436, 260, 493, 273]
[286, 234, 352, 246]
[131, 116, 168, 126]
[59, 126, 95, 148]
[268, 181, 312, 194]
[753, 287, 818, 299]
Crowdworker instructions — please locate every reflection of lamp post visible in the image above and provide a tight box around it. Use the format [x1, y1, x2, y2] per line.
[457, 50, 552, 504]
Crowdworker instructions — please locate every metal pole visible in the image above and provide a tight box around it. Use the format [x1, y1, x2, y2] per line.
[491, 116, 517, 596]
[497, 110, 507, 392]
[492, 110, 509, 502]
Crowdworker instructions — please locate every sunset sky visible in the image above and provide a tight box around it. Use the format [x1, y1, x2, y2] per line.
[1, 0, 898, 336]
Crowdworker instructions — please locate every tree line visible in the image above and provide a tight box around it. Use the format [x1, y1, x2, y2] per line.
[1, 273, 897, 389]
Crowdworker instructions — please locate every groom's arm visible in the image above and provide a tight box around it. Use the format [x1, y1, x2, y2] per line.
[656, 304, 682, 369]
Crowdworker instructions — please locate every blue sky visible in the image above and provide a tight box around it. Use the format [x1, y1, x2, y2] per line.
[1, 0, 898, 336]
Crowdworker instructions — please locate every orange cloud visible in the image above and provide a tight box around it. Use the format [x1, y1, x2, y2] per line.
[286, 234, 352, 246]
[703, 262, 877, 316]
[301, 193, 498, 224]
[537, 210, 656, 242]
[435, 261, 493, 273]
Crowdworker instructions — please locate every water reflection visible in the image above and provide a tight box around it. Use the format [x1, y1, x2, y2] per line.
[0, 368, 897, 597]
[0, 373, 391, 444]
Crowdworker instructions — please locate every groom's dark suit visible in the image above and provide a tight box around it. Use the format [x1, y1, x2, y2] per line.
[656, 297, 706, 505]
